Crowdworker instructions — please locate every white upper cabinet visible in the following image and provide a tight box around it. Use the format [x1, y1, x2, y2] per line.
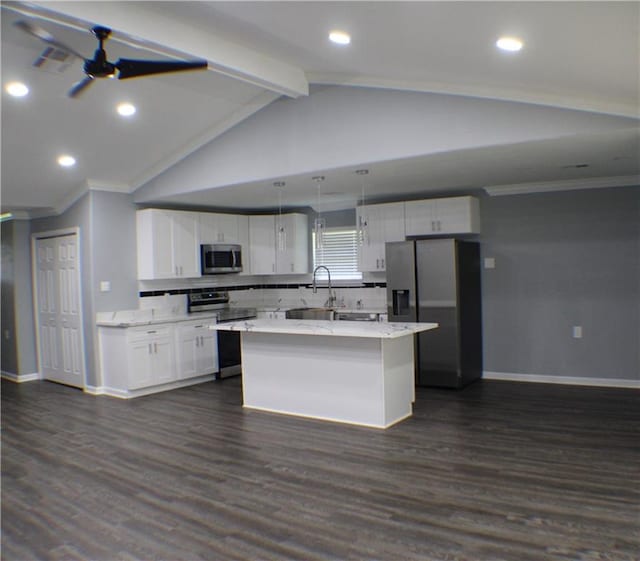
[199, 212, 241, 244]
[249, 213, 309, 275]
[137, 209, 200, 280]
[275, 213, 308, 274]
[404, 196, 480, 236]
[249, 215, 277, 274]
[357, 202, 405, 272]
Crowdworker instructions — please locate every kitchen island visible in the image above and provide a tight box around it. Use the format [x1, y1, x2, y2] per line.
[210, 319, 438, 429]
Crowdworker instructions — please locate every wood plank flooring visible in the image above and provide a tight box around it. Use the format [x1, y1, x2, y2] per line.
[2, 377, 639, 561]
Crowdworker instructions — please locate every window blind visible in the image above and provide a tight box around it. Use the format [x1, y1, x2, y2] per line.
[312, 228, 362, 281]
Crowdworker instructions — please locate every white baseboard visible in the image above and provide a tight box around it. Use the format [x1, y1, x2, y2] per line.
[84, 374, 216, 399]
[1, 371, 41, 383]
[483, 371, 640, 389]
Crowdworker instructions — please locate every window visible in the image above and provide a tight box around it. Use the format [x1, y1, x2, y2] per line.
[312, 227, 362, 281]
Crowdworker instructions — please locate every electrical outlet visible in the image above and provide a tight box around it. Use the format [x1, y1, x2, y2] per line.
[99, 281, 111, 292]
[484, 257, 496, 269]
[572, 326, 583, 339]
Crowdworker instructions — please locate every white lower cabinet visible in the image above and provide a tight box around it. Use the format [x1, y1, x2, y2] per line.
[127, 327, 175, 389]
[98, 317, 218, 397]
[175, 320, 218, 379]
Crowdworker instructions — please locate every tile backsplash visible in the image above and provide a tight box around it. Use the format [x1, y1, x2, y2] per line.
[138, 279, 387, 312]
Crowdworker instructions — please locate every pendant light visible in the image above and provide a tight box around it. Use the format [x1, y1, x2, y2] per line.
[313, 175, 326, 250]
[356, 169, 369, 246]
[274, 181, 287, 252]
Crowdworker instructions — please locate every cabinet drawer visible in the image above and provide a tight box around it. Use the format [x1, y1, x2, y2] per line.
[126, 324, 173, 341]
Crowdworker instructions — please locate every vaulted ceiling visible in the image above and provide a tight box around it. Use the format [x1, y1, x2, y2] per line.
[2, 1, 638, 217]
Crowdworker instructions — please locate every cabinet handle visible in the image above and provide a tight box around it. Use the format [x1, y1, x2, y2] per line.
[200, 336, 204, 346]
[148, 343, 152, 355]
[180, 266, 183, 275]
[272, 263, 275, 273]
[381, 258, 385, 269]
[376, 258, 379, 269]
[195, 337, 199, 348]
[291, 263, 294, 272]
[147, 330, 157, 334]
[154, 342, 158, 353]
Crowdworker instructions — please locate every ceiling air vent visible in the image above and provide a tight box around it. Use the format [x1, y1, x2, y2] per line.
[32, 46, 76, 74]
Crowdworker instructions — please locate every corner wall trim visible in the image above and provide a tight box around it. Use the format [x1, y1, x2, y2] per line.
[1, 371, 41, 383]
[483, 371, 640, 389]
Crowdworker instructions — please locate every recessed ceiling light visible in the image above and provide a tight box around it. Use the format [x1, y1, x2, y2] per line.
[5, 81, 29, 97]
[57, 155, 76, 168]
[329, 30, 351, 45]
[117, 102, 136, 117]
[496, 36, 523, 52]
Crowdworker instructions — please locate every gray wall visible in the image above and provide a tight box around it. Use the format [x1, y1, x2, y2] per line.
[1, 219, 37, 376]
[1, 220, 18, 374]
[30, 191, 138, 387]
[480, 186, 639, 381]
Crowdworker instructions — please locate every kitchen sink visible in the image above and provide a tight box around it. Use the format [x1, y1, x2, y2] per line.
[285, 307, 335, 320]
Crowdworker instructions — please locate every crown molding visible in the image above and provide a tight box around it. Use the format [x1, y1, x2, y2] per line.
[484, 175, 640, 197]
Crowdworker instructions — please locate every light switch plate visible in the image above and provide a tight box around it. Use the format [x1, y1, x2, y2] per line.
[100, 281, 111, 292]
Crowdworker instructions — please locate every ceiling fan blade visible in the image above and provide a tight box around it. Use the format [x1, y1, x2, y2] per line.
[14, 20, 86, 60]
[68, 76, 95, 98]
[115, 58, 208, 80]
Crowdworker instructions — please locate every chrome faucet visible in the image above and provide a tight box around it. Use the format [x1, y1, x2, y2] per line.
[312, 265, 336, 308]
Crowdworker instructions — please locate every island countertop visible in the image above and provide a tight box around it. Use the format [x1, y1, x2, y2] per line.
[209, 318, 438, 339]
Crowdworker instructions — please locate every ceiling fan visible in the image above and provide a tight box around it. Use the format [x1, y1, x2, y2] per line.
[15, 20, 208, 98]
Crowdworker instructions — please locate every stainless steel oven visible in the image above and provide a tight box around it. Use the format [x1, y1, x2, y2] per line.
[187, 292, 256, 379]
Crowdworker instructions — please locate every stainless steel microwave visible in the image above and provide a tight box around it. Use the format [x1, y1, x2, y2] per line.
[200, 244, 242, 274]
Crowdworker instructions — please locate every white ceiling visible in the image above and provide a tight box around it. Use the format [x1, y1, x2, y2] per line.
[1, 1, 639, 217]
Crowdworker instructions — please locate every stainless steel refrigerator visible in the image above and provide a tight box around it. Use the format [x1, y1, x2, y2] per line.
[386, 239, 482, 388]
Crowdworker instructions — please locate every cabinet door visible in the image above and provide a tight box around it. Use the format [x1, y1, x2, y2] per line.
[404, 200, 436, 237]
[249, 215, 276, 274]
[137, 209, 174, 279]
[276, 214, 308, 274]
[199, 213, 218, 244]
[127, 339, 155, 389]
[358, 203, 406, 272]
[379, 202, 405, 271]
[434, 197, 480, 234]
[405, 197, 480, 236]
[237, 216, 251, 275]
[357, 205, 385, 271]
[177, 329, 199, 380]
[197, 331, 218, 375]
[172, 211, 200, 277]
[152, 335, 176, 385]
[217, 214, 239, 243]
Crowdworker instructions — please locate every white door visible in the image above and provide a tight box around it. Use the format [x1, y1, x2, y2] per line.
[35, 233, 85, 388]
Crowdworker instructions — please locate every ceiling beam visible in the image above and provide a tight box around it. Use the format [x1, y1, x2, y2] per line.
[23, 1, 309, 98]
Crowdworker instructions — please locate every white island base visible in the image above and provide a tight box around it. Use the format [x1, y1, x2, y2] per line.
[240, 330, 416, 429]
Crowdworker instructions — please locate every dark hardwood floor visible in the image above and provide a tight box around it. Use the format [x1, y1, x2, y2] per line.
[2, 377, 639, 561]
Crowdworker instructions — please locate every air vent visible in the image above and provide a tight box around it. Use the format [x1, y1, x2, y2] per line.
[32, 46, 76, 74]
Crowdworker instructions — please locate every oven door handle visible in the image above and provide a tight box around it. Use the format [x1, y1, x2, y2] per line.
[231, 250, 236, 269]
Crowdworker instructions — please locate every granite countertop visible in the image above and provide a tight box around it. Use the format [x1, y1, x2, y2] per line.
[209, 318, 437, 339]
[257, 306, 387, 314]
[96, 311, 218, 328]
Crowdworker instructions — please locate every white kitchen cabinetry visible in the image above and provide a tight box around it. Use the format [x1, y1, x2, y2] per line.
[175, 320, 218, 380]
[276, 213, 308, 274]
[199, 212, 241, 244]
[249, 215, 277, 274]
[99, 324, 176, 392]
[357, 202, 405, 272]
[137, 209, 200, 280]
[249, 213, 308, 275]
[404, 196, 480, 236]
